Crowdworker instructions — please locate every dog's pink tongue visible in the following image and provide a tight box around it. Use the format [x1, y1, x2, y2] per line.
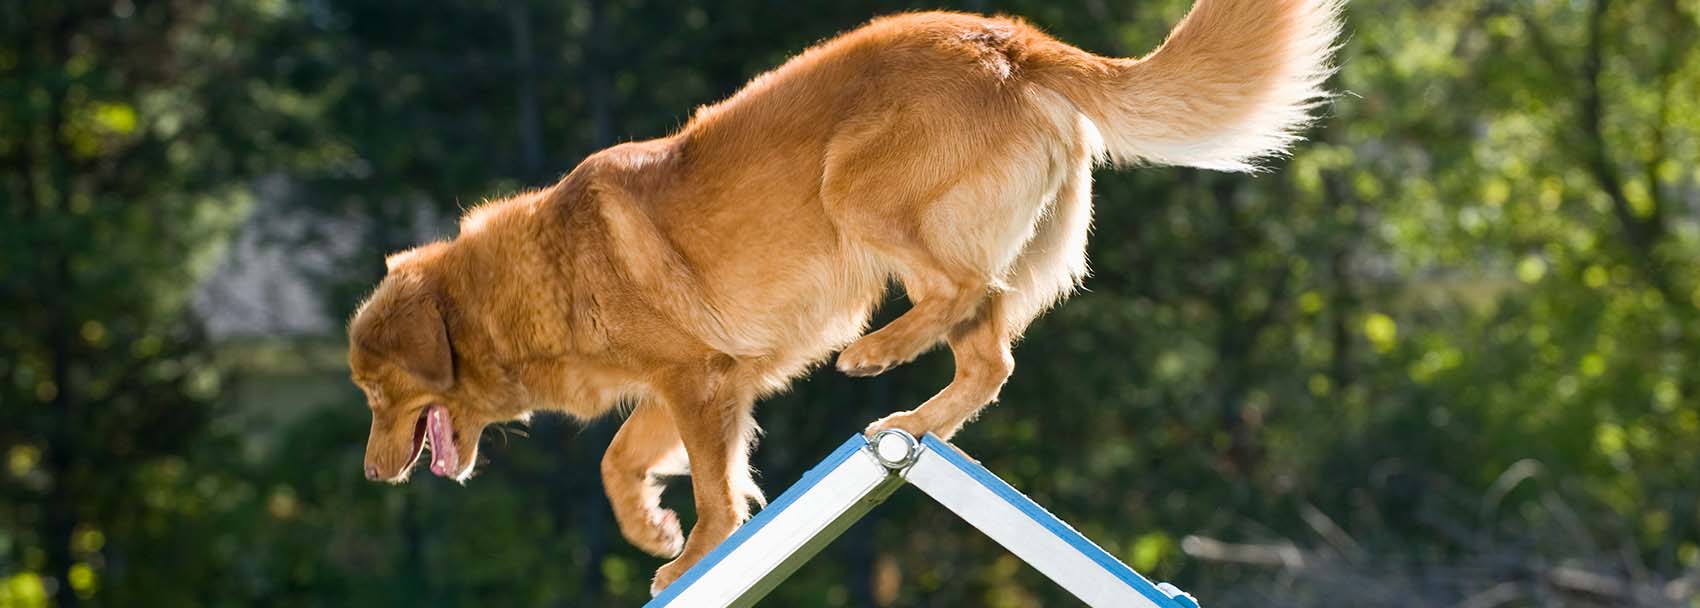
[426, 405, 459, 477]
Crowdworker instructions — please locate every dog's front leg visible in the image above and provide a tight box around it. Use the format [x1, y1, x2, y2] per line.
[602, 402, 688, 559]
[648, 363, 759, 596]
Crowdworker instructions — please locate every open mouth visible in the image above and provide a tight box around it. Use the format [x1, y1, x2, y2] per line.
[403, 404, 462, 478]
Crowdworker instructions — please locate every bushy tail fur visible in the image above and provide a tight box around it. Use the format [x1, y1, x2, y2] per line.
[1036, 0, 1344, 172]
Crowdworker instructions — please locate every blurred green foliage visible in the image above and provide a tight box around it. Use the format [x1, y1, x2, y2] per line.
[2, 0, 1698, 606]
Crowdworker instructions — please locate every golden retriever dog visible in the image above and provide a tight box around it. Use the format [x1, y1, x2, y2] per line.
[348, 0, 1341, 594]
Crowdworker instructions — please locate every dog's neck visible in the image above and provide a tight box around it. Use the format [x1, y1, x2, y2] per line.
[433, 173, 706, 420]
[428, 191, 601, 412]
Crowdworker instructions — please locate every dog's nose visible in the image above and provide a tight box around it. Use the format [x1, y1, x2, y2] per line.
[364, 464, 382, 481]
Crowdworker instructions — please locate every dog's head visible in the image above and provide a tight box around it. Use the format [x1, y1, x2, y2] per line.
[348, 243, 501, 483]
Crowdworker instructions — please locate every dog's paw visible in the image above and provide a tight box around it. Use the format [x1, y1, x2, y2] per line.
[836, 337, 903, 377]
[649, 509, 687, 558]
[650, 557, 694, 597]
[864, 411, 935, 439]
[621, 508, 684, 559]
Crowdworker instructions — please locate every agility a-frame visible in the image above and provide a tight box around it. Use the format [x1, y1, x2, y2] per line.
[646, 430, 1200, 608]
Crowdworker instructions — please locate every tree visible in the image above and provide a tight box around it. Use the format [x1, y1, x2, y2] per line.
[0, 1, 311, 604]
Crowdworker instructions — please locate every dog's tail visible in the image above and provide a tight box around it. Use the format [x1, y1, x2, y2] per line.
[1033, 0, 1343, 172]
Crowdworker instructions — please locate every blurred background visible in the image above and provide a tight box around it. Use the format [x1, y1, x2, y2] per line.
[3, 0, 1698, 606]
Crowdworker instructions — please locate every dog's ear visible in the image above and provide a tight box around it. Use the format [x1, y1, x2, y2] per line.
[357, 292, 455, 392]
[386, 242, 447, 272]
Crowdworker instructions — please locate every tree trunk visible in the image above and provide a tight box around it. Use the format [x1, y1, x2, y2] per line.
[509, 3, 546, 181]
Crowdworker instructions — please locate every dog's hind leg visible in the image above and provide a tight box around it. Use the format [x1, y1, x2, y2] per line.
[865, 293, 1014, 440]
[862, 121, 1096, 440]
[833, 237, 995, 378]
[823, 117, 1026, 378]
[601, 402, 688, 558]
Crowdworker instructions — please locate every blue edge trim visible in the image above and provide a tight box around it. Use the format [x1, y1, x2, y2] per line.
[647, 433, 1198, 608]
[918, 434, 1197, 608]
[645, 435, 868, 607]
